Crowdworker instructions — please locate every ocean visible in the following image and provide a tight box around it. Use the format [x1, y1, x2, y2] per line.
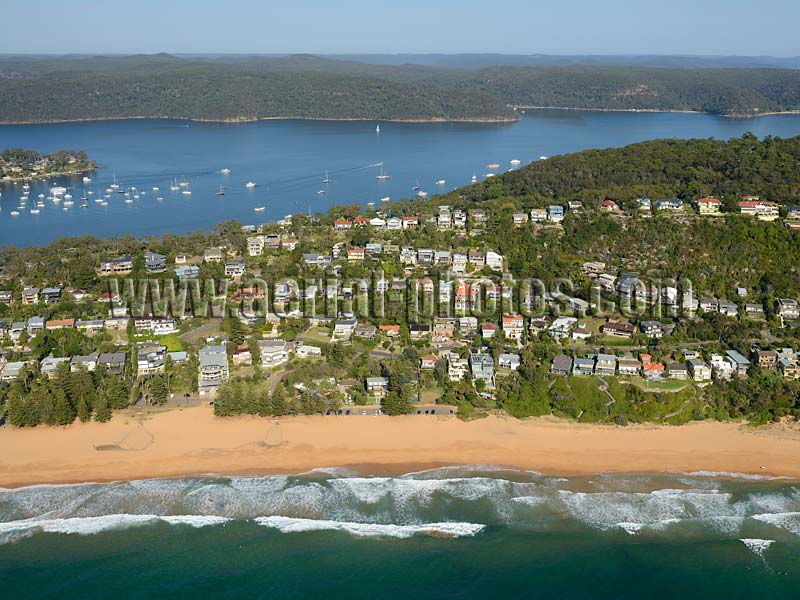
[4, 111, 800, 247]
[0, 466, 798, 598]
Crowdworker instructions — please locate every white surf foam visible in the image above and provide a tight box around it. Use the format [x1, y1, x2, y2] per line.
[751, 512, 800, 536]
[0, 514, 230, 545]
[680, 471, 794, 481]
[740, 538, 775, 557]
[254, 516, 485, 539]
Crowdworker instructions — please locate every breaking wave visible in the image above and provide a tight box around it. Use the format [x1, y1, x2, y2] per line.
[1, 467, 799, 547]
[254, 516, 485, 538]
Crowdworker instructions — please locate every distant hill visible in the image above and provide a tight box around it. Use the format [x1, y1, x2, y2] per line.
[2, 54, 800, 123]
[0, 55, 515, 124]
[327, 53, 800, 70]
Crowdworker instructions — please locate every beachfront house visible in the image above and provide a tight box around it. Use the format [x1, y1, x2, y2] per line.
[198, 345, 229, 395]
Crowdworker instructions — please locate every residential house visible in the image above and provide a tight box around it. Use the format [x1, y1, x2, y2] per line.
[41, 286, 63, 304]
[98, 256, 133, 275]
[224, 258, 246, 279]
[433, 317, 458, 341]
[198, 346, 229, 394]
[175, 265, 200, 281]
[639, 320, 665, 339]
[366, 376, 389, 399]
[26, 316, 45, 336]
[688, 358, 712, 381]
[459, 316, 478, 336]
[98, 352, 127, 376]
[725, 350, 751, 376]
[601, 199, 618, 211]
[718, 300, 738, 317]
[779, 358, 800, 380]
[754, 349, 778, 369]
[739, 200, 780, 221]
[655, 198, 683, 211]
[700, 298, 719, 313]
[334, 219, 352, 232]
[144, 251, 167, 273]
[512, 212, 529, 227]
[667, 362, 688, 380]
[485, 251, 503, 271]
[401, 216, 419, 229]
[529, 208, 547, 222]
[420, 355, 439, 370]
[333, 318, 358, 341]
[498, 353, 521, 371]
[203, 248, 224, 263]
[502, 313, 525, 341]
[259, 339, 289, 367]
[354, 324, 377, 339]
[46, 319, 74, 331]
[379, 324, 401, 338]
[470, 352, 495, 388]
[697, 197, 722, 215]
[137, 345, 167, 377]
[0, 290, 12, 304]
[0, 361, 25, 382]
[549, 316, 578, 339]
[409, 324, 431, 339]
[347, 247, 365, 262]
[41, 355, 70, 378]
[174, 254, 188, 264]
[776, 298, 800, 319]
[247, 236, 265, 256]
[551, 354, 573, 376]
[434, 250, 451, 266]
[21, 286, 40, 305]
[605, 320, 636, 338]
[75, 319, 104, 334]
[617, 356, 642, 376]
[447, 353, 469, 382]
[468, 250, 485, 268]
[547, 204, 565, 222]
[481, 323, 496, 338]
[386, 217, 402, 231]
[572, 357, 595, 376]
[70, 352, 99, 372]
[417, 249, 435, 265]
[595, 354, 617, 377]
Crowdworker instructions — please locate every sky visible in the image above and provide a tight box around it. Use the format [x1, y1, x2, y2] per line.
[1, 0, 799, 56]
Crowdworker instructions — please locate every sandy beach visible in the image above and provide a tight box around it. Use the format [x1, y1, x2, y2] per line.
[1, 406, 800, 487]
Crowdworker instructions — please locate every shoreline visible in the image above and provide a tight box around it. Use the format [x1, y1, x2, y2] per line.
[512, 105, 800, 118]
[0, 166, 96, 184]
[0, 114, 520, 127]
[2, 107, 799, 127]
[2, 406, 800, 488]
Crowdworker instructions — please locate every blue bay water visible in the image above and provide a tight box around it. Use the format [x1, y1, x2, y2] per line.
[0, 467, 798, 599]
[3, 111, 800, 247]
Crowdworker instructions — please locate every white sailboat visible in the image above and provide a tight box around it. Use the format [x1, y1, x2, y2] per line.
[110, 175, 120, 190]
[322, 170, 331, 184]
[253, 206, 265, 212]
[376, 167, 390, 180]
[471, 174, 477, 183]
[220, 168, 231, 174]
[170, 179, 180, 191]
[245, 181, 256, 189]
[376, 124, 381, 134]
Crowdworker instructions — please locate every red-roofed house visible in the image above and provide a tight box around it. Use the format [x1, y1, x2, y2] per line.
[697, 197, 722, 215]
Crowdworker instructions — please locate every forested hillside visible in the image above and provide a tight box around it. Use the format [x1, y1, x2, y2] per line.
[456, 134, 800, 204]
[3, 54, 800, 122]
[0, 55, 514, 123]
[462, 66, 800, 116]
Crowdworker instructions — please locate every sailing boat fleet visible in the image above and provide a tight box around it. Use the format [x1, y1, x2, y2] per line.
[1, 157, 532, 221]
